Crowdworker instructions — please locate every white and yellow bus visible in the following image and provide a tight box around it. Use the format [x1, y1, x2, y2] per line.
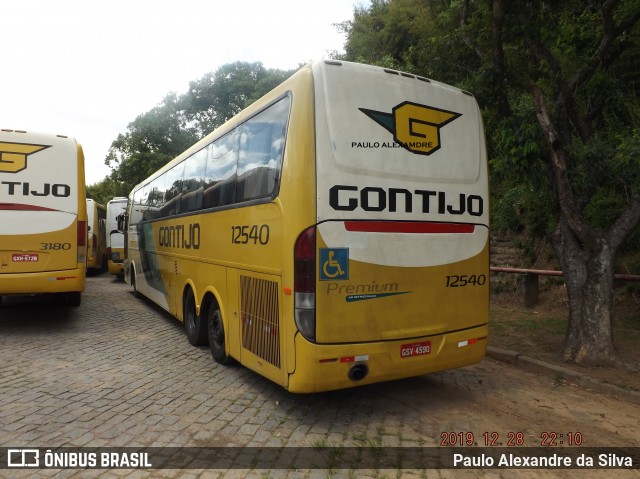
[106, 196, 128, 278]
[124, 60, 489, 392]
[0, 129, 87, 306]
[86, 198, 107, 274]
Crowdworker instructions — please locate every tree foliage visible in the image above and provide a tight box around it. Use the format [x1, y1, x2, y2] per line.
[88, 62, 295, 204]
[338, 0, 640, 365]
[183, 61, 295, 136]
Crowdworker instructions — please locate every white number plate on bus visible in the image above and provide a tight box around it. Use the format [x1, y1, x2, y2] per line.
[12, 253, 39, 262]
[400, 341, 431, 358]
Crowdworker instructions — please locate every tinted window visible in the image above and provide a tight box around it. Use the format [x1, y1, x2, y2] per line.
[147, 175, 166, 220]
[203, 131, 237, 208]
[236, 96, 290, 203]
[130, 94, 291, 222]
[162, 162, 185, 217]
[181, 148, 206, 213]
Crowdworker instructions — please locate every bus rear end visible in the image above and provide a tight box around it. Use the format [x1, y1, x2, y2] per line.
[290, 61, 488, 392]
[106, 197, 128, 277]
[0, 130, 87, 305]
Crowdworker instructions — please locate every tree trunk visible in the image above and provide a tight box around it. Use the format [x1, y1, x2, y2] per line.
[551, 218, 616, 365]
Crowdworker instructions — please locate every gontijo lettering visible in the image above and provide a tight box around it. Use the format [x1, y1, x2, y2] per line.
[158, 223, 200, 249]
[329, 184, 483, 216]
[1, 181, 71, 197]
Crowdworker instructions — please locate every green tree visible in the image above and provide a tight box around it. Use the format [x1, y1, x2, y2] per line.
[86, 176, 126, 206]
[339, 0, 640, 366]
[183, 61, 296, 136]
[103, 62, 295, 195]
[105, 92, 198, 196]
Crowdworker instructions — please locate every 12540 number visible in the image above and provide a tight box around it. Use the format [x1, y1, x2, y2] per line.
[445, 274, 486, 288]
[231, 224, 270, 245]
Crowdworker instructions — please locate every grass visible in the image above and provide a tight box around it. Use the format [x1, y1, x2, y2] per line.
[489, 286, 640, 391]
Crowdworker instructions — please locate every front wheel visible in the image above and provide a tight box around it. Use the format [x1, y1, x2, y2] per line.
[131, 266, 141, 298]
[205, 299, 231, 365]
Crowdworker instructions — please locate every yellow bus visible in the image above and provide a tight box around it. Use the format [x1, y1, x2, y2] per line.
[0, 129, 87, 306]
[106, 197, 128, 278]
[124, 60, 489, 392]
[86, 198, 107, 274]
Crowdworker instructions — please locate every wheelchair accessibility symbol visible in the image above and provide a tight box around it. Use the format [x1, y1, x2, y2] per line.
[319, 248, 349, 281]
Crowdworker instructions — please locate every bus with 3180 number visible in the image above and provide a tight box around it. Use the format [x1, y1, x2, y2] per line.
[0, 129, 87, 306]
[124, 60, 489, 392]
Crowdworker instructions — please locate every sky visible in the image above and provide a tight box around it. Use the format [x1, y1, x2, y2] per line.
[2, 0, 365, 185]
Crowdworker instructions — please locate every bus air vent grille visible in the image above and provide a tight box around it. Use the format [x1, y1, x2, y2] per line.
[240, 275, 281, 368]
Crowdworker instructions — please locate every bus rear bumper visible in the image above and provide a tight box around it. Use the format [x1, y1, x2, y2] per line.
[0, 268, 86, 295]
[288, 324, 488, 393]
[107, 260, 124, 276]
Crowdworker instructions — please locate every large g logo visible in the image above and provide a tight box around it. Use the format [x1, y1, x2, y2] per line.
[0, 142, 50, 173]
[393, 102, 461, 155]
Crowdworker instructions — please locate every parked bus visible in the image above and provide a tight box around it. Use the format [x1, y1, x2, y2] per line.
[86, 198, 106, 274]
[106, 197, 128, 278]
[0, 129, 87, 306]
[124, 60, 489, 392]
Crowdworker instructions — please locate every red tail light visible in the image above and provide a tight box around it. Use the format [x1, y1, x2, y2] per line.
[77, 221, 86, 247]
[77, 220, 87, 265]
[294, 226, 316, 342]
[294, 226, 316, 293]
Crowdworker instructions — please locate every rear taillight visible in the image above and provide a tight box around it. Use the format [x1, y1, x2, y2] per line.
[294, 226, 316, 342]
[77, 220, 87, 264]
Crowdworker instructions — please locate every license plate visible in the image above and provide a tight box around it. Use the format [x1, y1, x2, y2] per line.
[400, 341, 431, 358]
[12, 253, 39, 262]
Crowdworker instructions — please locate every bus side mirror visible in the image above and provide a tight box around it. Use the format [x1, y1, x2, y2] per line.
[116, 213, 128, 232]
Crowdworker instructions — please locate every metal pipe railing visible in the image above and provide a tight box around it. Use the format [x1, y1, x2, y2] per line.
[490, 266, 640, 283]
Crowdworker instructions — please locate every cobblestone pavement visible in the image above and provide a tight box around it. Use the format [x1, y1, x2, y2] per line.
[0, 275, 638, 479]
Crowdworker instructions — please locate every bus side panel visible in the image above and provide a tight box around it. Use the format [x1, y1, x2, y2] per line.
[196, 205, 285, 383]
[128, 222, 170, 310]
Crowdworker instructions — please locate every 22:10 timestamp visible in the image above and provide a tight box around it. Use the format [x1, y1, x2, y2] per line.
[441, 431, 584, 447]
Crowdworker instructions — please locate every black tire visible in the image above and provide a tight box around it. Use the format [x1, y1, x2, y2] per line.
[206, 298, 231, 364]
[184, 288, 208, 346]
[66, 292, 82, 307]
[131, 267, 141, 298]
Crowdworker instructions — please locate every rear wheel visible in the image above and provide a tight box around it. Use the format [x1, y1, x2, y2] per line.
[66, 292, 81, 307]
[184, 288, 207, 346]
[205, 298, 230, 364]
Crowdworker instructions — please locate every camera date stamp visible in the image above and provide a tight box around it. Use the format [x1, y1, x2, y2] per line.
[440, 431, 637, 469]
[440, 431, 584, 447]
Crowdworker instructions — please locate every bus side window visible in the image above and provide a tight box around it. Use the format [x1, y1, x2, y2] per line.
[181, 148, 206, 213]
[235, 96, 290, 203]
[163, 161, 185, 217]
[203, 131, 237, 209]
